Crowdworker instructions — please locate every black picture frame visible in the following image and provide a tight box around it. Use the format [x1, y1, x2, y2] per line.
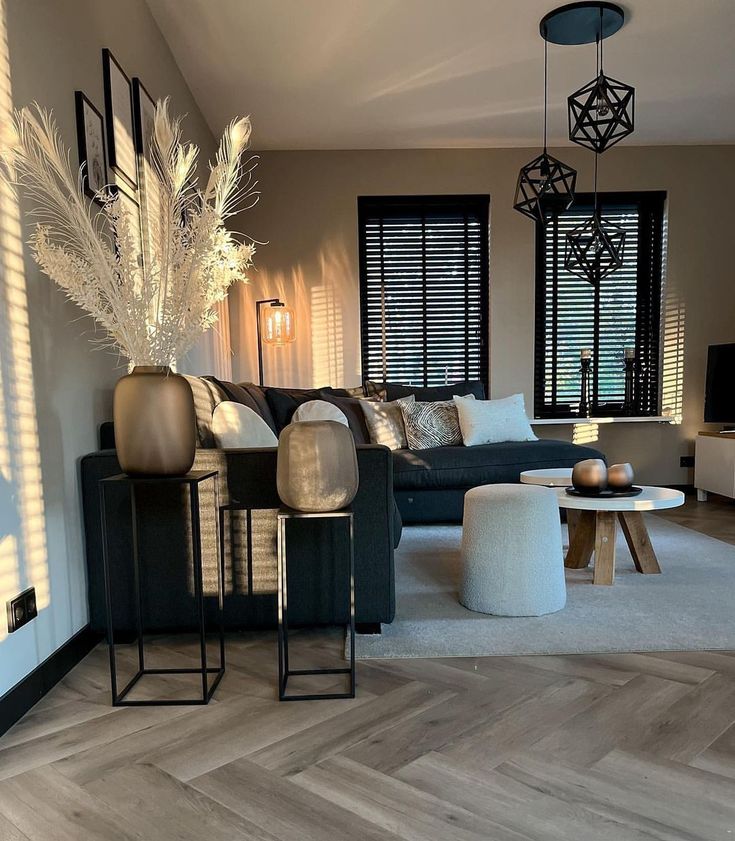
[102, 48, 138, 189]
[132, 77, 156, 163]
[110, 181, 145, 272]
[132, 78, 158, 272]
[75, 91, 108, 203]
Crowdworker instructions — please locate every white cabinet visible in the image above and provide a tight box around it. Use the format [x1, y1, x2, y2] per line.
[695, 432, 735, 501]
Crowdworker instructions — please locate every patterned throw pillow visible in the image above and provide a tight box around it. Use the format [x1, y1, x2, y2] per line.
[346, 384, 388, 399]
[357, 382, 388, 401]
[400, 399, 464, 449]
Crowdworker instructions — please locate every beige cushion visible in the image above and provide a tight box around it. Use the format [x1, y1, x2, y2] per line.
[212, 401, 278, 448]
[361, 395, 415, 450]
[183, 375, 226, 448]
[292, 399, 349, 427]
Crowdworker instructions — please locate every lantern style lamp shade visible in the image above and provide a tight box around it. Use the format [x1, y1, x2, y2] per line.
[260, 302, 295, 346]
[256, 298, 296, 386]
[514, 150, 577, 223]
[564, 212, 626, 285]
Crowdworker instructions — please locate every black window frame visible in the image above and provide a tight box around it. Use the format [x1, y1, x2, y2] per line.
[358, 194, 490, 392]
[534, 190, 666, 419]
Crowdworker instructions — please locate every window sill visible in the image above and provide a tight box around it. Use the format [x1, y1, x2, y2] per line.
[531, 416, 673, 426]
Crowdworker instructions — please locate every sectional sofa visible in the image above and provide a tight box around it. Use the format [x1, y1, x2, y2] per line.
[81, 376, 604, 632]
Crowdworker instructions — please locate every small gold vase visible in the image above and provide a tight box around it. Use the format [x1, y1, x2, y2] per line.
[113, 366, 196, 476]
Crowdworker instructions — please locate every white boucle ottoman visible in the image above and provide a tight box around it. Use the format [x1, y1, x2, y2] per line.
[460, 483, 566, 617]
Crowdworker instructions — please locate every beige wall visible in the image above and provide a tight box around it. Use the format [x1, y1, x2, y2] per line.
[231, 144, 735, 485]
[1, 0, 217, 695]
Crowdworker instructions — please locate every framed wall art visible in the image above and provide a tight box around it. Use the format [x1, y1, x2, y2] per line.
[132, 77, 156, 164]
[132, 78, 159, 271]
[102, 48, 138, 189]
[112, 182, 145, 273]
[74, 91, 108, 201]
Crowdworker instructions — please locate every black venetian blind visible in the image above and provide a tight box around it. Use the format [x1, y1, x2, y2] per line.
[534, 191, 665, 418]
[358, 195, 490, 389]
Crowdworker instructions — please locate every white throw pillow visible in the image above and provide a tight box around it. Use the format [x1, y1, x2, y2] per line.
[455, 393, 538, 446]
[292, 399, 349, 427]
[212, 401, 278, 448]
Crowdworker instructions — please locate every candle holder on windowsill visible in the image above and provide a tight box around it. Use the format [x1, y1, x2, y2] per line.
[622, 347, 635, 415]
[578, 350, 592, 417]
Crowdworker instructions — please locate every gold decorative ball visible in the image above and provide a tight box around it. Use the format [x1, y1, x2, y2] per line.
[608, 462, 634, 489]
[571, 458, 608, 492]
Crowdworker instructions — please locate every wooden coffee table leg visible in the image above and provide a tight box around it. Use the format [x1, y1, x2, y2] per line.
[566, 509, 580, 548]
[618, 511, 661, 574]
[564, 510, 596, 569]
[593, 511, 617, 585]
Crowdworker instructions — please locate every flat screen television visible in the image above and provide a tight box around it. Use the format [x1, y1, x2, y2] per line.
[704, 343, 735, 424]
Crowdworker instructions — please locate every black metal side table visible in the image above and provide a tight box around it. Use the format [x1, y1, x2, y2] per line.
[277, 507, 355, 701]
[99, 470, 225, 706]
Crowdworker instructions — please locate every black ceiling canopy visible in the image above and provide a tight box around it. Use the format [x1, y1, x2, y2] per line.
[540, 2, 625, 45]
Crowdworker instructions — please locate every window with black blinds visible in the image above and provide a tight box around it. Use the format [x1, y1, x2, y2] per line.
[358, 195, 490, 390]
[534, 191, 666, 418]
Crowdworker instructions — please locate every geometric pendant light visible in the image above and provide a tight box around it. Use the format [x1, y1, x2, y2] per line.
[513, 151, 577, 223]
[514, 39, 576, 224]
[564, 146, 625, 284]
[568, 72, 634, 153]
[565, 209, 625, 283]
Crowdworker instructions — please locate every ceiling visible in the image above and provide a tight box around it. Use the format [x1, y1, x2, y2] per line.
[147, 0, 735, 150]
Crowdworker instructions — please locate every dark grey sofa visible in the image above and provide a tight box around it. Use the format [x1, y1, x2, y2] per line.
[393, 438, 604, 523]
[80, 376, 603, 633]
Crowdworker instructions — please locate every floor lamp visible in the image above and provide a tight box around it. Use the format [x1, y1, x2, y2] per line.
[256, 298, 296, 386]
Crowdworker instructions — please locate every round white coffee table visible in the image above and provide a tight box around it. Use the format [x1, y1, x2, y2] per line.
[556, 486, 685, 585]
[520, 468, 573, 487]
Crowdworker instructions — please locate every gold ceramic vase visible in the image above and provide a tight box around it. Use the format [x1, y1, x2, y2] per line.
[113, 366, 196, 476]
[277, 420, 359, 512]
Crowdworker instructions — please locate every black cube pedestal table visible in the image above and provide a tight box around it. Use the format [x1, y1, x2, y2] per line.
[99, 470, 225, 706]
[277, 507, 355, 701]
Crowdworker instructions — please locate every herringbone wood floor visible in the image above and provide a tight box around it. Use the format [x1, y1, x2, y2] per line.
[1, 499, 735, 841]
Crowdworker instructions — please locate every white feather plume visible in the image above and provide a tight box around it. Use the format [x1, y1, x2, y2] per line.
[0, 99, 258, 366]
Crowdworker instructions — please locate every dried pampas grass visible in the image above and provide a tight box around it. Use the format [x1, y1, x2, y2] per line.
[1, 98, 258, 366]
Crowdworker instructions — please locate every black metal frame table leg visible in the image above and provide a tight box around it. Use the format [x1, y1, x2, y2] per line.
[277, 508, 356, 702]
[99, 471, 225, 706]
[100, 482, 118, 706]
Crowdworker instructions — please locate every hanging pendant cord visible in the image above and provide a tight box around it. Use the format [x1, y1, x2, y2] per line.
[594, 146, 599, 215]
[593, 26, 601, 217]
[543, 36, 548, 151]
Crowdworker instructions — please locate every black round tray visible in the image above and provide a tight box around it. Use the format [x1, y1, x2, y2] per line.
[565, 485, 643, 498]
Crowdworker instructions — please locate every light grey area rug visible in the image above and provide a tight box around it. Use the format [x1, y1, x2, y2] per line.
[355, 516, 735, 658]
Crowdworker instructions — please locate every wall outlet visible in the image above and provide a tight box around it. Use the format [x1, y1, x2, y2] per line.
[6, 587, 37, 633]
[680, 455, 695, 468]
